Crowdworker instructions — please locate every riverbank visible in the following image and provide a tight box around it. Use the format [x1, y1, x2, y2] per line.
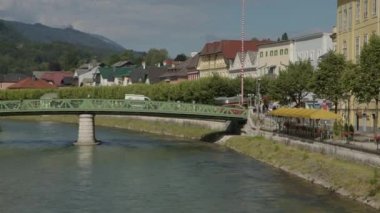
[222, 136, 380, 210]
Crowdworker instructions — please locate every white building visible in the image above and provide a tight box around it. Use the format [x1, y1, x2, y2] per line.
[293, 32, 334, 68]
[229, 51, 258, 79]
[74, 61, 103, 86]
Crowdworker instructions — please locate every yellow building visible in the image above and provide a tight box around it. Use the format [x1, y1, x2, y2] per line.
[337, 0, 380, 132]
[337, 0, 379, 63]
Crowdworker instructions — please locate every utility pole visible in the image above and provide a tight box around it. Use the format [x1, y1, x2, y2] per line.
[240, 0, 246, 105]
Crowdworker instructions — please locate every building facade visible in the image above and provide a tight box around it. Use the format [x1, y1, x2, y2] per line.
[337, 0, 380, 132]
[337, 0, 379, 63]
[257, 40, 294, 78]
[197, 40, 269, 78]
[229, 51, 258, 79]
[293, 32, 334, 68]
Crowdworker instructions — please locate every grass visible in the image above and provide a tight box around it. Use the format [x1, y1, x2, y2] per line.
[224, 136, 380, 203]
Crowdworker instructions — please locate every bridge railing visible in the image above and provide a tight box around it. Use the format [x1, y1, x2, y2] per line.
[0, 99, 247, 119]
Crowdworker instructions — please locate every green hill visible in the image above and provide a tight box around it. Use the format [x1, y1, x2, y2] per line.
[3, 20, 125, 53]
[0, 19, 127, 74]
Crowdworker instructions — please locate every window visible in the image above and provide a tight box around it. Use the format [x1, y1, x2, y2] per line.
[274, 50, 278, 56]
[348, 5, 352, 30]
[373, 0, 377, 15]
[284, 48, 288, 55]
[270, 50, 273, 56]
[355, 36, 360, 60]
[356, 0, 361, 21]
[266, 51, 268, 57]
[343, 40, 348, 59]
[339, 10, 343, 32]
[364, 0, 368, 18]
[280, 49, 284, 55]
[344, 8, 348, 30]
[260, 52, 263, 58]
[364, 33, 369, 44]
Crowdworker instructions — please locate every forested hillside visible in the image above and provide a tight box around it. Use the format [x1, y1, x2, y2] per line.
[0, 20, 126, 74]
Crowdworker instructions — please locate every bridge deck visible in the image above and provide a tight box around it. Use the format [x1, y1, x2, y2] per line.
[0, 99, 247, 121]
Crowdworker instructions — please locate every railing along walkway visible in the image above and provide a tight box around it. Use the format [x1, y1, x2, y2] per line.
[0, 99, 247, 121]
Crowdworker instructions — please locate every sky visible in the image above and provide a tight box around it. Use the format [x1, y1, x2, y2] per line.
[0, 0, 337, 57]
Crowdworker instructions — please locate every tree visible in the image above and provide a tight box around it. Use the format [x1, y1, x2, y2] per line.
[145, 48, 169, 66]
[312, 51, 347, 113]
[353, 35, 380, 137]
[270, 60, 314, 106]
[341, 62, 358, 122]
[281, 33, 288, 41]
[48, 61, 62, 71]
[174, 54, 187, 62]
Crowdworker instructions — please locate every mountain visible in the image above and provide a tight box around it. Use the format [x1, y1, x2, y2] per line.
[1, 19, 125, 53]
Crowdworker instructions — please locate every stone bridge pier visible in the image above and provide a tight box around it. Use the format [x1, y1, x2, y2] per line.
[75, 114, 99, 146]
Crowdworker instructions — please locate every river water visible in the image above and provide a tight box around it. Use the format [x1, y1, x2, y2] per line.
[0, 119, 376, 213]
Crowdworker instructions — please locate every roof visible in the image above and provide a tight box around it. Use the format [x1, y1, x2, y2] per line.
[40, 71, 74, 86]
[99, 67, 134, 81]
[199, 40, 271, 59]
[0, 73, 30, 83]
[130, 67, 168, 84]
[8, 77, 57, 89]
[292, 32, 331, 42]
[186, 53, 200, 70]
[269, 108, 341, 120]
[112, 60, 134, 68]
[130, 68, 148, 83]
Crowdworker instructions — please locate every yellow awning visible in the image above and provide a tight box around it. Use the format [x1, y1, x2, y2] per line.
[269, 108, 342, 120]
[309, 110, 342, 120]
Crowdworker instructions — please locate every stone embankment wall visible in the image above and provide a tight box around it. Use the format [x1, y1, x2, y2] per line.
[259, 131, 380, 167]
[120, 115, 227, 130]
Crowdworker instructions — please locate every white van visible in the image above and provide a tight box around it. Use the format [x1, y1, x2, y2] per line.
[124, 94, 151, 101]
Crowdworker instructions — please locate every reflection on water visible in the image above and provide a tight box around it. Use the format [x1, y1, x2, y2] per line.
[0, 119, 377, 213]
[77, 146, 94, 192]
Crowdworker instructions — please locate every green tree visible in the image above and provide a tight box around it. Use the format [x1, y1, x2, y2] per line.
[312, 51, 347, 113]
[174, 54, 187, 62]
[48, 61, 62, 71]
[354, 35, 380, 137]
[341, 62, 358, 122]
[270, 60, 314, 106]
[145, 48, 168, 66]
[281, 33, 288, 41]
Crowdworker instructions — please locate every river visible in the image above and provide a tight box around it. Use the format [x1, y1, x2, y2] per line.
[0, 119, 376, 213]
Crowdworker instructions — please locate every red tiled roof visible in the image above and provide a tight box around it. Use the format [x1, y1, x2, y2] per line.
[41, 71, 73, 86]
[199, 40, 271, 59]
[8, 77, 57, 89]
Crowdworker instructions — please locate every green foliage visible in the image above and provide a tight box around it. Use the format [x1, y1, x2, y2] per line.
[174, 54, 188, 62]
[145, 48, 169, 66]
[333, 120, 343, 136]
[281, 32, 289, 41]
[354, 35, 380, 104]
[312, 51, 347, 113]
[349, 124, 355, 134]
[0, 76, 276, 105]
[344, 123, 349, 132]
[269, 60, 314, 105]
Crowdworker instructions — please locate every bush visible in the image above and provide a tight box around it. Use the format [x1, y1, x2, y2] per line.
[333, 120, 343, 137]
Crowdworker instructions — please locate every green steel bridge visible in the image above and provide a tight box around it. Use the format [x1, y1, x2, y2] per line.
[0, 99, 248, 121]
